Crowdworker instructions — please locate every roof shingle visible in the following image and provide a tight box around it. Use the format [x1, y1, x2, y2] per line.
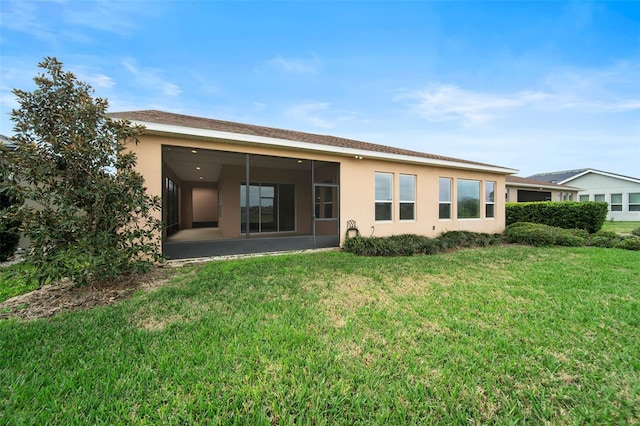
[109, 110, 509, 170]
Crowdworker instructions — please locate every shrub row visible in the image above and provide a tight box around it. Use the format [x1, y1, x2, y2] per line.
[505, 222, 640, 250]
[342, 231, 503, 256]
[344, 224, 640, 257]
[505, 201, 608, 233]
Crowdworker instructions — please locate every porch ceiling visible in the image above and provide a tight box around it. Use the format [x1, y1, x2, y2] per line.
[162, 145, 311, 183]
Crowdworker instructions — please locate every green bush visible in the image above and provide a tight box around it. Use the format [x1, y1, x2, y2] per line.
[554, 228, 589, 247]
[506, 201, 608, 233]
[632, 227, 640, 237]
[0, 184, 23, 262]
[615, 237, 640, 251]
[343, 231, 502, 257]
[585, 230, 623, 248]
[504, 222, 557, 246]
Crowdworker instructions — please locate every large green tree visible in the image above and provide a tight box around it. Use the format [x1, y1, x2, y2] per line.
[0, 57, 163, 285]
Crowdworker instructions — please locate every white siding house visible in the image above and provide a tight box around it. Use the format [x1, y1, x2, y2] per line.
[528, 169, 640, 221]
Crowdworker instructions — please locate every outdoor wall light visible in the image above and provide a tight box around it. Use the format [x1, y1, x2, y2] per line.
[354, 155, 364, 160]
[191, 149, 198, 154]
[199, 176, 203, 180]
[196, 166, 201, 170]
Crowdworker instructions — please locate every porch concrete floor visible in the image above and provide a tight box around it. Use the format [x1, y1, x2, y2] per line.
[166, 228, 224, 242]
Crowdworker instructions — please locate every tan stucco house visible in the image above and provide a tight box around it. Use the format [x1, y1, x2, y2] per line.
[110, 110, 517, 259]
[505, 176, 580, 203]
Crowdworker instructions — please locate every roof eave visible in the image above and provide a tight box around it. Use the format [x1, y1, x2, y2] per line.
[507, 182, 582, 191]
[133, 120, 518, 175]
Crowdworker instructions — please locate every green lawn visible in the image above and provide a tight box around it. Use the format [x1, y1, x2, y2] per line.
[601, 220, 640, 234]
[1, 247, 639, 424]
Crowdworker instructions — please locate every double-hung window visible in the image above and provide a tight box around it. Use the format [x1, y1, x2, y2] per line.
[610, 194, 622, 212]
[630, 193, 640, 212]
[399, 174, 416, 220]
[439, 178, 452, 219]
[579, 195, 589, 202]
[594, 194, 605, 202]
[375, 172, 393, 221]
[485, 181, 495, 218]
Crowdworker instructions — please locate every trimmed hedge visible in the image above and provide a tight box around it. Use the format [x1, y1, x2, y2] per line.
[342, 231, 503, 256]
[506, 201, 608, 233]
[505, 222, 588, 247]
[506, 222, 640, 251]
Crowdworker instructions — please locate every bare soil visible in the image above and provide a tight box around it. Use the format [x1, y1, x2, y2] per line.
[0, 267, 174, 321]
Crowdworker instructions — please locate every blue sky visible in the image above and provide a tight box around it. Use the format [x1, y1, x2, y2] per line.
[1, 0, 639, 178]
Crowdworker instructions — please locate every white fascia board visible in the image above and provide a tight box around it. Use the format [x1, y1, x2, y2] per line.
[560, 169, 640, 185]
[135, 120, 519, 175]
[507, 182, 582, 191]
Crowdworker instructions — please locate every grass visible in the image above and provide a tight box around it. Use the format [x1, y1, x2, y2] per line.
[1, 247, 639, 424]
[0, 262, 38, 303]
[601, 220, 640, 234]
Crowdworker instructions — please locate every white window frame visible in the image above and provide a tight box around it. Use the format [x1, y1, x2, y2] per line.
[399, 174, 416, 221]
[579, 194, 589, 202]
[594, 194, 605, 202]
[439, 177, 452, 220]
[629, 193, 640, 212]
[457, 179, 481, 219]
[375, 172, 393, 222]
[610, 194, 622, 212]
[485, 181, 495, 219]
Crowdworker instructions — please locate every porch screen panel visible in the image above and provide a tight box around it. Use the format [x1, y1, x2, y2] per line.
[279, 184, 295, 231]
[165, 177, 179, 236]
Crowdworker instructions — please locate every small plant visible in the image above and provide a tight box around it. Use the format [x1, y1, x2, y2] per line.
[631, 227, 640, 237]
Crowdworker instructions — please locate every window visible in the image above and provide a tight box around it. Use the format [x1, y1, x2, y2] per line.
[594, 194, 605, 202]
[457, 179, 480, 219]
[375, 172, 393, 221]
[610, 194, 622, 211]
[485, 181, 495, 218]
[579, 195, 589, 202]
[439, 178, 452, 219]
[630, 193, 640, 212]
[399, 174, 415, 220]
[241, 183, 295, 233]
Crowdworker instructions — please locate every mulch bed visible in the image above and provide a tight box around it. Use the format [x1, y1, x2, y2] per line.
[0, 267, 174, 321]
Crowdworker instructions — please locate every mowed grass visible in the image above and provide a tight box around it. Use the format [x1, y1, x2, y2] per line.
[1, 247, 639, 424]
[601, 220, 640, 234]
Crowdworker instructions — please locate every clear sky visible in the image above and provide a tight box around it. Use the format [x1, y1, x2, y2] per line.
[1, 0, 639, 178]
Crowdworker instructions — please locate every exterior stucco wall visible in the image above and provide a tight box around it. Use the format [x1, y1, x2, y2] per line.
[341, 157, 506, 239]
[130, 133, 509, 248]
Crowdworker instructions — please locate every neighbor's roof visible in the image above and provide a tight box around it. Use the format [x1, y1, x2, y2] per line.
[109, 110, 517, 174]
[506, 175, 581, 191]
[528, 168, 640, 185]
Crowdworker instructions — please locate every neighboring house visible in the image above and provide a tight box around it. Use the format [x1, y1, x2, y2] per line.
[505, 176, 580, 203]
[109, 110, 517, 259]
[528, 169, 640, 221]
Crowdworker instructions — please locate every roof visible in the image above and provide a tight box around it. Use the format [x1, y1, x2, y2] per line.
[108, 110, 517, 174]
[528, 168, 640, 185]
[506, 175, 581, 191]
